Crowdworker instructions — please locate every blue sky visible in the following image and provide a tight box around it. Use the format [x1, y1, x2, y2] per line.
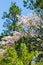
[0, 0, 33, 34]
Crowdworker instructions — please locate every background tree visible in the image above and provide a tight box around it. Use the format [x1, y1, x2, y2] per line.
[2, 2, 21, 36]
[23, 0, 43, 18]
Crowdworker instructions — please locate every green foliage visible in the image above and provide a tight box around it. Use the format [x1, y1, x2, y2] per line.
[2, 2, 21, 36]
[0, 46, 18, 65]
[23, 0, 43, 18]
[20, 43, 39, 65]
[0, 1, 43, 65]
[16, 59, 23, 65]
[0, 43, 39, 65]
[23, 0, 43, 9]
[37, 62, 43, 65]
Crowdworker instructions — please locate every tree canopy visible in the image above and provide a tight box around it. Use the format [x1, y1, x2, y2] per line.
[2, 3, 21, 36]
[0, 1, 43, 65]
[23, 0, 43, 18]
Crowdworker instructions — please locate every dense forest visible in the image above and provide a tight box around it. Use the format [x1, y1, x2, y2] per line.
[0, 0, 43, 65]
